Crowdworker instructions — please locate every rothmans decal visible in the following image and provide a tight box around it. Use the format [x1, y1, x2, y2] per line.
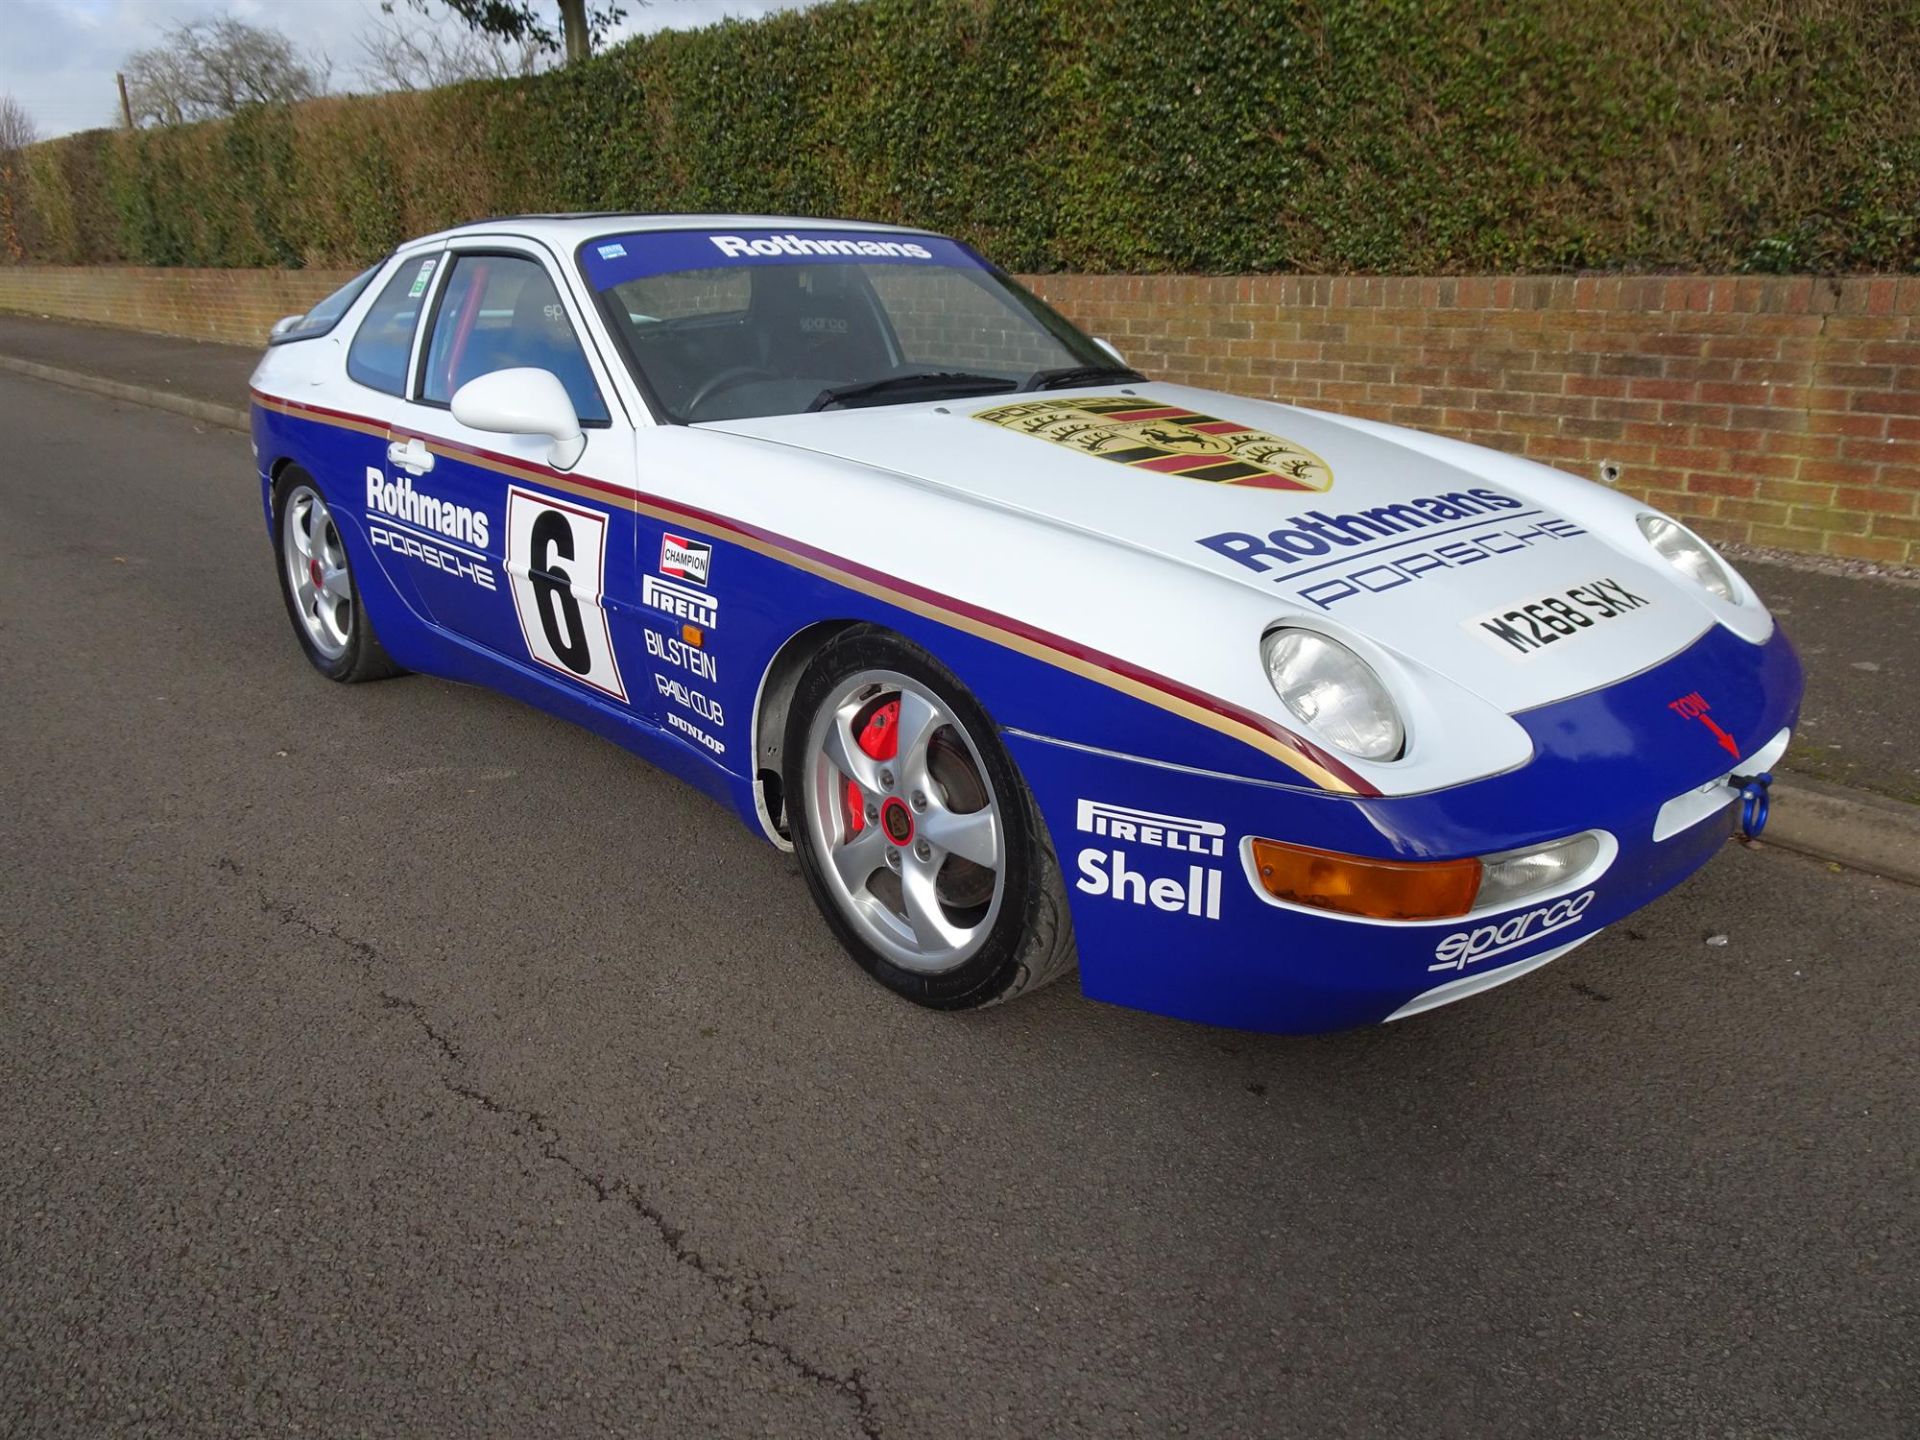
[973, 397, 1334, 492]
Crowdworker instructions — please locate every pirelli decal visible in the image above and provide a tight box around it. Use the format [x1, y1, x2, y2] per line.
[973, 396, 1333, 492]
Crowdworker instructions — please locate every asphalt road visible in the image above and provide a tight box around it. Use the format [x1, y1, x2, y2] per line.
[1, 372, 1915, 1439]
[1738, 559, 1920, 803]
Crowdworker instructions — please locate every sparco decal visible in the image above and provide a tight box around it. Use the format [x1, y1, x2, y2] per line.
[365, 466, 489, 548]
[1430, 890, 1596, 972]
[644, 628, 718, 683]
[1471, 577, 1650, 659]
[1076, 799, 1226, 857]
[643, 575, 719, 629]
[504, 488, 626, 702]
[659, 532, 712, 587]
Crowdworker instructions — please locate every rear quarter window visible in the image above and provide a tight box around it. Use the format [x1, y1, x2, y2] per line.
[347, 254, 442, 396]
[269, 264, 378, 345]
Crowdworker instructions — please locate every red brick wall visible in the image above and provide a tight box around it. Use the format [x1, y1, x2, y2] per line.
[2, 265, 1914, 565]
[0, 266, 354, 347]
[1027, 274, 1920, 566]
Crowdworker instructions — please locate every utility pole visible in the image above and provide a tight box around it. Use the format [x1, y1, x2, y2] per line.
[116, 72, 133, 129]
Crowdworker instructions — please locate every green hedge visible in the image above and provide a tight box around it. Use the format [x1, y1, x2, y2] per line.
[4, 0, 1916, 273]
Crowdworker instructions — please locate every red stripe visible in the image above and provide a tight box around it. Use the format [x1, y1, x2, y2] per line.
[1187, 421, 1248, 435]
[252, 388, 1376, 794]
[1232, 473, 1317, 492]
[1134, 453, 1215, 473]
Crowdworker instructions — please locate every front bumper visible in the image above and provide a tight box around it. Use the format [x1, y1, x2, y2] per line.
[1007, 621, 1803, 1034]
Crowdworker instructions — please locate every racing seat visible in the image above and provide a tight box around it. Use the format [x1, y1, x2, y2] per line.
[749, 272, 891, 382]
[499, 277, 608, 423]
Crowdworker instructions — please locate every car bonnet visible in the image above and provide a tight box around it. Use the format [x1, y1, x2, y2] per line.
[701, 383, 1730, 716]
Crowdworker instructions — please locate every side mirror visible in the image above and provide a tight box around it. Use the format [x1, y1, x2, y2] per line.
[450, 367, 586, 471]
[269, 313, 305, 341]
[1094, 337, 1127, 366]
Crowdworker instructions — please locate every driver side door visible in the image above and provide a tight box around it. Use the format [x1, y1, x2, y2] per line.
[384, 244, 648, 716]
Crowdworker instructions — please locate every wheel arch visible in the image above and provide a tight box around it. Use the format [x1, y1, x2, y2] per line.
[750, 618, 866, 848]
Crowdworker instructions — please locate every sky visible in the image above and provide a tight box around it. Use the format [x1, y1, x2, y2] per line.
[1, 0, 815, 140]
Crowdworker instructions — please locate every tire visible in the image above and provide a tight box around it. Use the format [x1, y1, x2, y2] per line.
[783, 626, 1076, 1010]
[273, 471, 403, 684]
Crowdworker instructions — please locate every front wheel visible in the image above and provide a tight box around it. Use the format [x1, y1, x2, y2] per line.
[274, 473, 402, 683]
[783, 627, 1075, 1010]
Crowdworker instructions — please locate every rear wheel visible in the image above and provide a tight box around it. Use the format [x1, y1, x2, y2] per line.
[784, 627, 1075, 1010]
[274, 474, 402, 683]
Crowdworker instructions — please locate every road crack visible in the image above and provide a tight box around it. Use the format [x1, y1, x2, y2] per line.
[250, 883, 882, 1437]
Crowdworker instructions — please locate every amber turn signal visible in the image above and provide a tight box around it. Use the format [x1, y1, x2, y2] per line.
[1249, 837, 1482, 921]
[681, 624, 705, 648]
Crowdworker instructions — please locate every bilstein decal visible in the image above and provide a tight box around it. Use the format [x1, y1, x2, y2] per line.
[974, 397, 1333, 492]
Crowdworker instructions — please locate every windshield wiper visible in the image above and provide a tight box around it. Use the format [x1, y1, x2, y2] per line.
[1024, 363, 1145, 391]
[806, 371, 1018, 412]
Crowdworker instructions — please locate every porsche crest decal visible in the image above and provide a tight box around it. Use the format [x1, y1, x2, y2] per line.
[972, 397, 1333, 492]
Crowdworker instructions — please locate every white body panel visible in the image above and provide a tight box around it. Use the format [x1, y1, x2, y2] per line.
[253, 214, 1774, 799]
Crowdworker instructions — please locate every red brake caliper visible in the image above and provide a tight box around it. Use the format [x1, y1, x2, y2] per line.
[842, 698, 899, 835]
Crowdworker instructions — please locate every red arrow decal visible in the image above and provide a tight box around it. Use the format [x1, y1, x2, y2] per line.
[1698, 713, 1743, 759]
[1667, 691, 1742, 759]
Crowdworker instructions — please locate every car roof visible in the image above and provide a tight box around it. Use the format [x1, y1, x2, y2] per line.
[412, 212, 944, 248]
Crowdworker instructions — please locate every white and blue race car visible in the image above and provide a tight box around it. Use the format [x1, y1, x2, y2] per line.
[251, 214, 1802, 1033]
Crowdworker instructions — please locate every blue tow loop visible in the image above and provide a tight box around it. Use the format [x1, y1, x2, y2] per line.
[1733, 771, 1773, 839]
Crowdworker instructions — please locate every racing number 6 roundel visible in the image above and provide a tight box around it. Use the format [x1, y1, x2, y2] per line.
[505, 486, 627, 702]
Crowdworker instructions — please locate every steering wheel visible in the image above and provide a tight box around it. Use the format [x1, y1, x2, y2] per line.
[684, 365, 781, 416]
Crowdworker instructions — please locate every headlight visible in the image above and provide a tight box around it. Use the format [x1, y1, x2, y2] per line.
[1637, 514, 1737, 603]
[1262, 629, 1404, 761]
[1473, 831, 1602, 913]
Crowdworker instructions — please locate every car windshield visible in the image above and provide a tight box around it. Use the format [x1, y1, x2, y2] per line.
[582, 228, 1131, 424]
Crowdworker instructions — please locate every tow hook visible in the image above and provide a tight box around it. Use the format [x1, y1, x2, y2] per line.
[1731, 771, 1773, 840]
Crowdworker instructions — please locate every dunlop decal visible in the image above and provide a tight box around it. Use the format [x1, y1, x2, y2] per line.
[973, 396, 1333, 492]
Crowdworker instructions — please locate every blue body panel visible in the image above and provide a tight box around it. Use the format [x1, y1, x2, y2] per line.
[1013, 622, 1800, 1032]
[254, 397, 1804, 1035]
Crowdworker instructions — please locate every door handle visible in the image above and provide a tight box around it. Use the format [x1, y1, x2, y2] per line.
[386, 437, 435, 475]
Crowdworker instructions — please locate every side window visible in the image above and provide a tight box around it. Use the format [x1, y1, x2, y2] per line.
[420, 254, 610, 425]
[346, 253, 440, 396]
